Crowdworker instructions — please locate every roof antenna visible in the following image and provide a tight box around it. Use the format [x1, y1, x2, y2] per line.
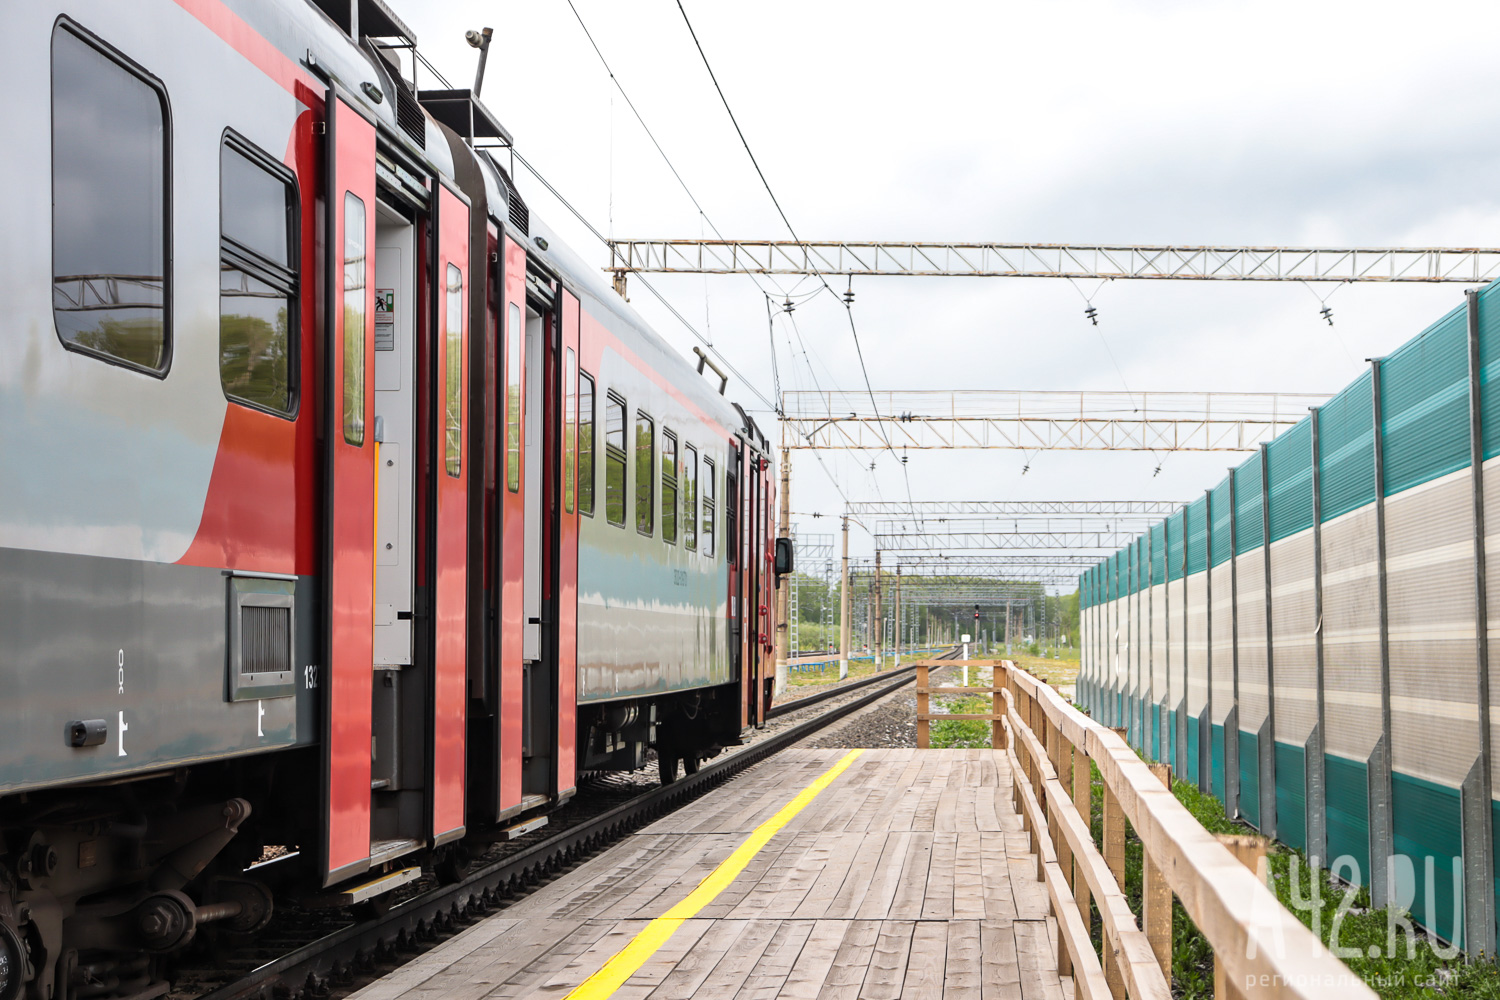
[465, 27, 493, 97]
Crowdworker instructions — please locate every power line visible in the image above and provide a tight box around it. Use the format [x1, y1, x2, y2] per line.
[563, 0, 724, 245]
[508, 148, 870, 509]
[673, 0, 912, 512]
[558, 0, 880, 507]
[510, 149, 773, 412]
[562, 0, 810, 405]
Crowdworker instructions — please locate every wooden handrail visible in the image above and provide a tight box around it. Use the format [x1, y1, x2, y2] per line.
[914, 660, 1007, 749]
[997, 661, 1375, 1000]
[1008, 689, 1170, 1000]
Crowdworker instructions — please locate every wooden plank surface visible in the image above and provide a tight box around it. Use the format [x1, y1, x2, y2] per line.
[349, 748, 1077, 1000]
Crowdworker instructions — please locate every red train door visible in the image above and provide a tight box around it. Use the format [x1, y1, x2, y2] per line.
[321, 89, 377, 887]
[429, 182, 470, 846]
[762, 454, 776, 716]
[727, 441, 745, 727]
[557, 291, 580, 800]
[492, 235, 528, 818]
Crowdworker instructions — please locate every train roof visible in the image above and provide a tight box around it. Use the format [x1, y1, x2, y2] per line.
[232, 0, 765, 452]
[475, 152, 757, 449]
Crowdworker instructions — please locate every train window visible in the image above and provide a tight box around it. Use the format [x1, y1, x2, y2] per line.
[579, 371, 596, 516]
[444, 263, 463, 476]
[635, 412, 655, 536]
[564, 349, 577, 513]
[506, 303, 522, 491]
[341, 192, 366, 446]
[604, 392, 626, 526]
[51, 22, 171, 375]
[661, 430, 678, 545]
[702, 457, 716, 558]
[725, 468, 737, 567]
[683, 445, 698, 551]
[219, 136, 297, 415]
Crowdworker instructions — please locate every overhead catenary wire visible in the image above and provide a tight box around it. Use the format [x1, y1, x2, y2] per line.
[673, 0, 915, 515]
[564, 0, 867, 512]
[1300, 280, 1360, 366]
[414, 26, 863, 506]
[507, 151, 880, 509]
[511, 149, 774, 413]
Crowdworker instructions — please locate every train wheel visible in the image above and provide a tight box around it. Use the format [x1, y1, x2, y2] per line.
[683, 754, 700, 776]
[659, 754, 680, 785]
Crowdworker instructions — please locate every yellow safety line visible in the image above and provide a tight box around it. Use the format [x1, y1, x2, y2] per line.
[563, 748, 865, 1000]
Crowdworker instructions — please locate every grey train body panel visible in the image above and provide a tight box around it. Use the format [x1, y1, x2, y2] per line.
[0, 547, 316, 794]
[512, 212, 744, 705]
[0, 0, 340, 794]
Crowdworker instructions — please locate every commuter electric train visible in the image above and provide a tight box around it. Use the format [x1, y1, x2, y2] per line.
[0, 1, 789, 997]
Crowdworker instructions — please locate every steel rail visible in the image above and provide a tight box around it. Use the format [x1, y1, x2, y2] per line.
[764, 649, 957, 719]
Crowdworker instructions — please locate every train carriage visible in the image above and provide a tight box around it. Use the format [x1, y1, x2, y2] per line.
[0, 1, 782, 997]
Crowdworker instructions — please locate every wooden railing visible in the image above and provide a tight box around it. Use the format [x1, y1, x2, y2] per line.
[914, 660, 1007, 749]
[920, 658, 1376, 1000]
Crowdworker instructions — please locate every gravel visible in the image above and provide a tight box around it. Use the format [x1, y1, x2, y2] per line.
[799, 665, 956, 749]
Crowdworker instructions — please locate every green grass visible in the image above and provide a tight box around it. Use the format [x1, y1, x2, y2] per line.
[928, 664, 1001, 749]
[785, 648, 950, 688]
[929, 694, 996, 748]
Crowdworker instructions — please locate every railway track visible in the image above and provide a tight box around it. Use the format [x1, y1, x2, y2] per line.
[188, 649, 960, 1000]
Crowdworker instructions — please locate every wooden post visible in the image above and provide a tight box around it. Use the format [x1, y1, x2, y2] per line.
[1143, 762, 1173, 980]
[1057, 739, 1075, 896]
[1213, 834, 1271, 1000]
[992, 664, 1005, 749]
[1102, 760, 1128, 1000]
[1047, 802, 1074, 979]
[916, 663, 929, 749]
[1073, 746, 1092, 931]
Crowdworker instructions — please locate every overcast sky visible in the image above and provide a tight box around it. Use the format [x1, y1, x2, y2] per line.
[405, 1, 1500, 581]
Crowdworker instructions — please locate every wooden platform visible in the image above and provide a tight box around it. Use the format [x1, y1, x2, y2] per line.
[349, 749, 1068, 1000]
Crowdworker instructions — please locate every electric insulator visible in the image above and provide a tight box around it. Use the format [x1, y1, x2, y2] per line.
[1084, 305, 1098, 326]
[1320, 305, 1334, 326]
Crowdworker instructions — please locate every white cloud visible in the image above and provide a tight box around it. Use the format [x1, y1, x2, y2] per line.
[404, 0, 1500, 573]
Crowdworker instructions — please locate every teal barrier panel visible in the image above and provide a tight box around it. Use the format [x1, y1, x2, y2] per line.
[1069, 278, 1500, 952]
[1211, 724, 1225, 800]
[1492, 801, 1500, 945]
[1480, 280, 1500, 458]
[1187, 723, 1200, 786]
[1391, 772, 1463, 946]
[1168, 710, 1177, 772]
[1320, 370, 1376, 523]
[1275, 742, 1306, 851]
[1239, 730, 1260, 828]
[1326, 753, 1371, 880]
[1381, 303, 1469, 496]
